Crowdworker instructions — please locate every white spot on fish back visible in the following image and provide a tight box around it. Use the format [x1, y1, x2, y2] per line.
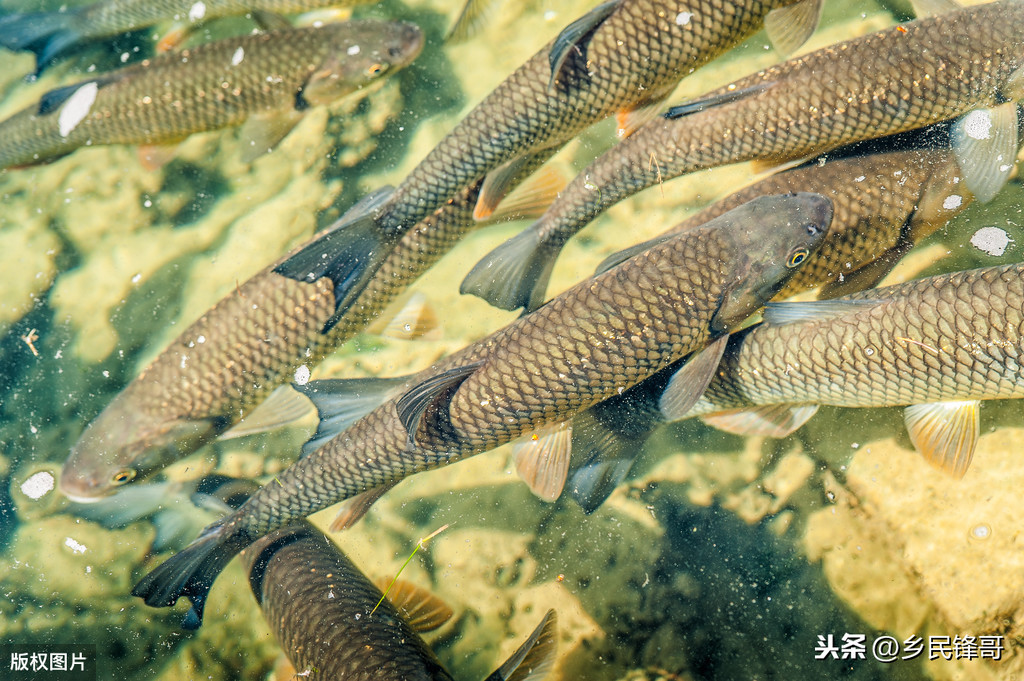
[543, 10, 557, 21]
[970, 226, 1011, 256]
[20, 472, 54, 500]
[231, 47, 244, 66]
[294, 365, 311, 385]
[58, 82, 99, 137]
[675, 11, 693, 25]
[188, 1, 206, 21]
[962, 109, 993, 140]
[64, 537, 87, 554]
[942, 195, 962, 210]
[347, 44, 360, 56]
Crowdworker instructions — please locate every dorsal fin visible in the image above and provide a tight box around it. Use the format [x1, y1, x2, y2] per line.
[663, 82, 773, 120]
[295, 375, 412, 456]
[395, 361, 484, 447]
[595, 235, 672, 275]
[548, 0, 620, 90]
[373, 578, 454, 632]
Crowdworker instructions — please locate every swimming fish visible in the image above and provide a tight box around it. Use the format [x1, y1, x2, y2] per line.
[242, 519, 558, 680]
[564, 140, 981, 512]
[672, 263, 1024, 480]
[59, 153, 561, 502]
[314, 0, 825, 324]
[0, 19, 423, 169]
[467, 0, 1024, 312]
[0, 0, 370, 71]
[131, 192, 832, 626]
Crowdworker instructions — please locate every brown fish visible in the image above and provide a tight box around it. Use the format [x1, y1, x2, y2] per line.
[131, 192, 832, 626]
[0, 19, 422, 169]
[242, 519, 557, 680]
[467, 0, 1024, 311]
[308, 0, 825, 325]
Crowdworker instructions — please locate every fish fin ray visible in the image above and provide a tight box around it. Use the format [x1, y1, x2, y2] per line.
[513, 420, 572, 502]
[700, 405, 819, 438]
[908, 0, 963, 17]
[903, 400, 979, 478]
[764, 0, 824, 56]
[239, 110, 303, 163]
[460, 227, 559, 312]
[294, 375, 411, 456]
[616, 101, 664, 138]
[328, 482, 396, 531]
[547, 0, 620, 90]
[567, 417, 640, 513]
[475, 155, 542, 221]
[762, 298, 884, 326]
[951, 103, 1018, 203]
[274, 187, 397, 333]
[594, 235, 672, 275]
[249, 9, 292, 31]
[395, 362, 483, 446]
[818, 240, 913, 299]
[220, 385, 315, 440]
[446, 0, 503, 42]
[663, 82, 773, 120]
[374, 578, 454, 632]
[486, 610, 559, 681]
[369, 291, 442, 340]
[481, 164, 569, 223]
[657, 335, 729, 421]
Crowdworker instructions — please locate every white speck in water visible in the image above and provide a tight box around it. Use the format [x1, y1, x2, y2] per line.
[328, 589, 334, 599]
[143, 199, 152, 208]
[294, 365, 311, 385]
[120, 52, 129, 63]
[971, 523, 991, 540]
[188, 1, 206, 20]
[675, 11, 693, 25]
[132, 273, 142, 283]
[864, 347, 875, 356]
[85, 566, 92, 573]
[58, 82, 99, 137]
[197, 335, 206, 344]
[1000, 163, 1013, 172]
[20, 472, 54, 500]
[962, 109, 993, 140]
[64, 537, 87, 554]
[970, 226, 1011, 256]
[29, 425, 37, 434]
[354, 613, 361, 620]
[543, 10, 557, 20]
[942, 194, 962, 210]
[231, 47, 244, 65]
[347, 44, 361, 56]
[851, 443, 859, 449]
[854, 175, 865, 182]
[102, 370, 109, 378]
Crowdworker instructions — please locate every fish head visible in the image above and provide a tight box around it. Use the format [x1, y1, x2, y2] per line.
[300, 21, 424, 107]
[710, 192, 833, 332]
[59, 393, 220, 502]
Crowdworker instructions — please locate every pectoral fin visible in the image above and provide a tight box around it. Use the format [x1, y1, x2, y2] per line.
[219, 385, 315, 440]
[513, 420, 572, 502]
[294, 375, 412, 456]
[657, 335, 729, 421]
[395, 361, 483, 447]
[908, 0, 963, 17]
[367, 291, 441, 340]
[485, 610, 558, 681]
[903, 400, 979, 478]
[764, 0, 824, 55]
[374, 578, 454, 632]
[762, 298, 885, 326]
[446, 0, 503, 43]
[328, 482, 397, 531]
[818, 238, 914, 299]
[699, 405, 819, 438]
[239, 110, 303, 163]
[548, 0, 620, 90]
[951, 103, 1018, 203]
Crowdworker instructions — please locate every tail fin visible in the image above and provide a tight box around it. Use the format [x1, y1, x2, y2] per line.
[0, 10, 86, 71]
[131, 518, 247, 629]
[274, 188, 398, 333]
[460, 227, 560, 313]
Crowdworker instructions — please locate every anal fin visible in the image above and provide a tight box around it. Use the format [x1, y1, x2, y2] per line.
[615, 101, 664, 138]
[903, 400, 979, 478]
[481, 165, 568, 223]
[367, 291, 442, 341]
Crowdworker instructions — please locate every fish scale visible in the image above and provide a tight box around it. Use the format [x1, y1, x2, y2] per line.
[131, 193, 832, 625]
[690, 264, 1024, 414]
[0, 20, 422, 168]
[371, 0, 808, 234]
[515, 0, 1024, 293]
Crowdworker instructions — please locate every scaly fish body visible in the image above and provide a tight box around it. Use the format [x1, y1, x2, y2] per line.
[132, 193, 832, 625]
[0, 20, 422, 169]
[0, 0, 371, 68]
[690, 264, 1024, 414]
[60, 150, 556, 501]
[483, 0, 1024, 310]
[242, 520, 557, 681]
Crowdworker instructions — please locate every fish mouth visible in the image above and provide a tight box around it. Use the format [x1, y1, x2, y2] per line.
[59, 488, 107, 504]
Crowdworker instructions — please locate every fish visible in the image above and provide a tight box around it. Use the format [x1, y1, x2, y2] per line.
[58, 153, 563, 503]
[466, 0, 1024, 312]
[241, 519, 558, 680]
[0, 0, 370, 71]
[313, 0, 826, 324]
[130, 192, 832, 626]
[0, 19, 423, 170]
[671, 263, 1024, 480]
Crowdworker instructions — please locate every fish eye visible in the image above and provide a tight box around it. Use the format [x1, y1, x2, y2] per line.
[110, 469, 136, 486]
[786, 248, 809, 268]
[367, 63, 386, 77]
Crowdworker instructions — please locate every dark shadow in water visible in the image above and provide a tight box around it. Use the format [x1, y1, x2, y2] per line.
[161, 161, 230, 228]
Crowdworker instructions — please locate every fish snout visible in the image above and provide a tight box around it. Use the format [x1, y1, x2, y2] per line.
[396, 21, 425, 61]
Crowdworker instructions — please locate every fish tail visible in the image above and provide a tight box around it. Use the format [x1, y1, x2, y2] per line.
[0, 10, 85, 71]
[131, 518, 248, 629]
[459, 226, 561, 313]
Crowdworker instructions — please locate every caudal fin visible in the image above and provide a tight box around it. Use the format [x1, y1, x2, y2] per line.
[0, 10, 86, 72]
[131, 519, 247, 629]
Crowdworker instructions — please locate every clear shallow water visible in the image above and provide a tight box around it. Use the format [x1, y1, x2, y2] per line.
[0, 0, 1022, 679]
